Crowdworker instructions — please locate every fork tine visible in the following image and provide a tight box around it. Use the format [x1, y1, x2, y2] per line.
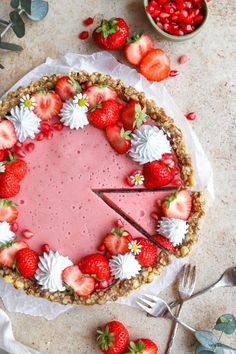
[141, 293, 159, 302]
[139, 297, 155, 308]
[136, 301, 153, 315]
[190, 265, 197, 289]
[181, 264, 190, 289]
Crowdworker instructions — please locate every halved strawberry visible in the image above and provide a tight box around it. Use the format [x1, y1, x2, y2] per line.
[0, 199, 18, 222]
[62, 265, 95, 297]
[124, 33, 154, 66]
[55, 76, 81, 101]
[120, 100, 147, 130]
[162, 190, 192, 221]
[83, 85, 117, 107]
[0, 120, 17, 150]
[0, 240, 28, 268]
[152, 234, 176, 254]
[32, 91, 63, 121]
[106, 125, 131, 154]
[139, 48, 171, 82]
[103, 226, 133, 256]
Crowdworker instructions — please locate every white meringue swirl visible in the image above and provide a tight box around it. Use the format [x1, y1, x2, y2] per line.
[60, 94, 89, 130]
[109, 253, 141, 280]
[129, 125, 171, 164]
[0, 221, 15, 245]
[35, 251, 73, 292]
[157, 217, 189, 246]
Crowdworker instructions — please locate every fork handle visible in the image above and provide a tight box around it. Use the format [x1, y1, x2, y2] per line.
[165, 304, 183, 354]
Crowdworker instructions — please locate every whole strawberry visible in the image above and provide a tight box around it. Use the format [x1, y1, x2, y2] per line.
[88, 100, 120, 129]
[55, 76, 81, 102]
[152, 234, 176, 254]
[0, 174, 20, 198]
[134, 238, 159, 267]
[93, 18, 129, 50]
[5, 158, 27, 181]
[79, 253, 110, 281]
[15, 248, 39, 278]
[143, 161, 173, 188]
[106, 125, 131, 154]
[125, 338, 158, 354]
[120, 101, 147, 131]
[103, 226, 133, 256]
[97, 321, 129, 354]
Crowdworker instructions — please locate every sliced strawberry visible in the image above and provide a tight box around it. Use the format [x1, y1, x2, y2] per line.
[62, 265, 95, 297]
[152, 234, 176, 254]
[124, 33, 154, 66]
[103, 227, 133, 255]
[139, 48, 171, 82]
[120, 100, 147, 130]
[0, 199, 18, 222]
[55, 76, 81, 101]
[83, 85, 118, 107]
[0, 240, 28, 268]
[32, 91, 63, 121]
[162, 190, 192, 221]
[106, 125, 131, 154]
[0, 120, 17, 150]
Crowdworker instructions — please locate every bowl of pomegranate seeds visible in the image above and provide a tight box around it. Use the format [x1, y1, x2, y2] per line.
[144, 0, 208, 41]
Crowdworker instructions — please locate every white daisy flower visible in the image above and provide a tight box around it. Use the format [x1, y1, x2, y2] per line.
[0, 162, 5, 173]
[73, 93, 89, 111]
[20, 94, 36, 111]
[128, 240, 142, 255]
[130, 172, 145, 186]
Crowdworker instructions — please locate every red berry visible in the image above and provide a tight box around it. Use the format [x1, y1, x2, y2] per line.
[14, 146, 26, 158]
[79, 31, 89, 40]
[36, 132, 45, 141]
[40, 122, 51, 133]
[169, 69, 179, 77]
[97, 321, 129, 354]
[114, 219, 124, 228]
[15, 248, 39, 278]
[25, 142, 35, 153]
[83, 17, 94, 26]
[53, 122, 64, 131]
[10, 222, 19, 232]
[186, 111, 196, 120]
[151, 212, 159, 220]
[135, 237, 159, 267]
[42, 244, 50, 254]
[179, 54, 189, 64]
[45, 129, 54, 140]
[21, 229, 34, 239]
[15, 141, 23, 148]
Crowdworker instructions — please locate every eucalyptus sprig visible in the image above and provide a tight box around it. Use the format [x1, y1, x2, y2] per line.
[195, 314, 236, 354]
[0, 0, 49, 68]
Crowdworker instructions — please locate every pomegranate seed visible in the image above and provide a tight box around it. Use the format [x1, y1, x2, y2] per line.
[79, 31, 89, 40]
[164, 4, 175, 14]
[184, 15, 193, 24]
[151, 212, 159, 220]
[156, 199, 162, 208]
[0, 150, 4, 161]
[176, 0, 185, 10]
[36, 132, 45, 141]
[156, 21, 164, 29]
[42, 244, 50, 254]
[195, 14, 204, 24]
[40, 122, 51, 133]
[15, 141, 23, 148]
[186, 112, 197, 120]
[172, 179, 182, 186]
[45, 129, 54, 140]
[126, 176, 135, 187]
[97, 244, 105, 252]
[83, 17, 94, 26]
[114, 219, 124, 228]
[25, 142, 35, 153]
[164, 23, 171, 32]
[184, 1, 193, 9]
[53, 122, 64, 131]
[158, 0, 168, 4]
[169, 69, 179, 77]
[10, 222, 19, 232]
[160, 12, 170, 19]
[179, 54, 189, 64]
[22, 229, 34, 239]
[171, 14, 179, 22]
[15, 146, 26, 158]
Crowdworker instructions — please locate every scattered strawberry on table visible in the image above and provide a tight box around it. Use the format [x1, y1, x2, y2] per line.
[97, 321, 129, 354]
[124, 33, 154, 66]
[125, 338, 158, 354]
[139, 48, 171, 82]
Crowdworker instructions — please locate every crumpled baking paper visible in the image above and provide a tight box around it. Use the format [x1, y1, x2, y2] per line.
[0, 52, 214, 320]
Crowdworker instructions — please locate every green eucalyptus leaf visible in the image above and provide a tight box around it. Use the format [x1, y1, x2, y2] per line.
[195, 331, 218, 350]
[24, 0, 48, 21]
[215, 314, 236, 335]
[9, 11, 25, 38]
[10, 0, 20, 9]
[195, 344, 215, 354]
[0, 42, 23, 51]
[20, 0, 32, 15]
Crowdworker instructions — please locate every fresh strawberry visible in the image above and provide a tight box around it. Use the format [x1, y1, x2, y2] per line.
[55, 76, 82, 101]
[0, 120, 17, 150]
[124, 33, 154, 66]
[0, 199, 18, 222]
[134, 238, 159, 267]
[4, 158, 27, 181]
[0, 174, 20, 198]
[88, 100, 120, 129]
[120, 100, 147, 130]
[139, 48, 171, 82]
[79, 253, 110, 281]
[106, 125, 131, 154]
[143, 161, 173, 188]
[103, 226, 133, 256]
[162, 190, 192, 221]
[93, 17, 129, 50]
[0, 240, 28, 268]
[0, 150, 4, 161]
[97, 321, 129, 354]
[152, 234, 176, 254]
[62, 265, 95, 297]
[125, 338, 158, 354]
[15, 248, 39, 278]
[32, 91, 63, 121]
[83, 85, 118, 107]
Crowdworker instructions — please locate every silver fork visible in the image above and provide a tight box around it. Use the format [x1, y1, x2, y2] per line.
[137, 295, 196, 333]
[165, 264, 196, 354]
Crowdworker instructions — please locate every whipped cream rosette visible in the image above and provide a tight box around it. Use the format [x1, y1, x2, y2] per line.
[109, 253, 141, 280]
[157, 217, 189, 246]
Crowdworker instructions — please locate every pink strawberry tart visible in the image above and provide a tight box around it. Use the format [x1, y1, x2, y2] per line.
[0, 71, 205, 305]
